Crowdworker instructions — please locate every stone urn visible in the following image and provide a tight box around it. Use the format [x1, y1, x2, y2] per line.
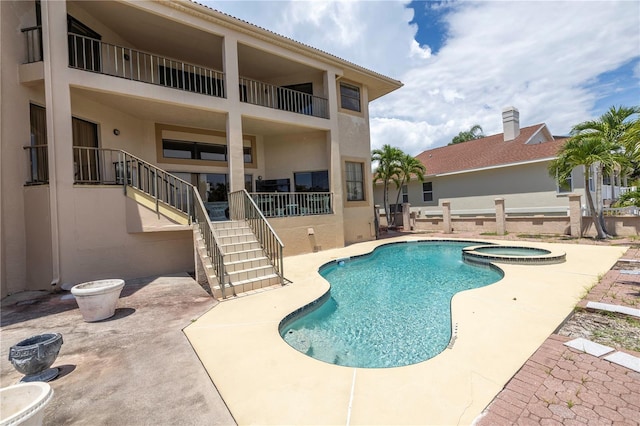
[8, 333, 63, 382]
[0, 382, 54, 426]
[70, 279, 125, 322]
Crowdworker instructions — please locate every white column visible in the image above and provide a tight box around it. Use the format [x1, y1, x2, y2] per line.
[325, 71, 343, 212]
[42, 0, 74, 289]
[222, 35, 244, 192]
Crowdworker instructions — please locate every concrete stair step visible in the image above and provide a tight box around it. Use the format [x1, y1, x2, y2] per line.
[224, 248, 265, 263]
[227, 265, 276, 282]
[212, 274, 281, 299]
[221, 240, 261, 253]
[224, 256, 270, 272]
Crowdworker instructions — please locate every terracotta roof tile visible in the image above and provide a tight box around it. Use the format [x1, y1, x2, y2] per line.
[415, 124, 568, 176]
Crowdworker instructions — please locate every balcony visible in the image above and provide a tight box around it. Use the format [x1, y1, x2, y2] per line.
[240, 78, 329, 119]
[67, 33, 226, 98]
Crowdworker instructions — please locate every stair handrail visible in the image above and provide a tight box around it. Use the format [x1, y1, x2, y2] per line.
[191, 188, 228, 298]
[115, 150, 228, 297]
[228, 190, 284, 282]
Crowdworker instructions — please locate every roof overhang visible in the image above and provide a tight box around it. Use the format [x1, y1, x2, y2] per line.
[175, 0, 403, 100]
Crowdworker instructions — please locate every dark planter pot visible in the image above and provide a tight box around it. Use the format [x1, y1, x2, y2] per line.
[8, 333, 63, 382]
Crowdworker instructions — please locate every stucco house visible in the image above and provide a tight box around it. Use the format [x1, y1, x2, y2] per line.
[1, 0, 402, 298]
[374, 107, 591, 219]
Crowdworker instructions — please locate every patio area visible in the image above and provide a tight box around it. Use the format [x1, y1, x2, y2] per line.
[0, 274, 235, 425]
[0, 236, 638, 425]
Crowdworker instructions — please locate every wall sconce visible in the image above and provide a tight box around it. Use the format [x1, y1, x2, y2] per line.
[113, 129, 120, 136]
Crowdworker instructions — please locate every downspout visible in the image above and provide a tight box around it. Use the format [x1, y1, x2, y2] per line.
[41, 1, 61, 290]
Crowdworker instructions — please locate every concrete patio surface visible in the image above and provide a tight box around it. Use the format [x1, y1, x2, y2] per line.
[0, 273, 235, 425]
[1, 235, 638, 425]
[184, 236, 628, 425]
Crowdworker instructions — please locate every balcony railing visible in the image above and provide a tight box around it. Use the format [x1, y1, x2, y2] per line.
[24, 145, 48, 184]
[239, 77, 329, 119]
[22, 26, 43, 63]
[68, 33, 225, 98]
[250, 192, 333, 218]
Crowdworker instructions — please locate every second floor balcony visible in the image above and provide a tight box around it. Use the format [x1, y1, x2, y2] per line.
[23, 26, 329, 119]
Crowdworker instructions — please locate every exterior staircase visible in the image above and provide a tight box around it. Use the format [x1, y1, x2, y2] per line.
[194, 220, 281, 299]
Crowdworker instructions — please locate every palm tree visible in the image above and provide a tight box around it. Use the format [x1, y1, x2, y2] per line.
[619, 114, 640, 179]
[569, 106, 638, 233]
[372, 144, 403, 227]
[549, 106, 638, 239]
[390, 154, 427, 226]
[449, 124, 484, 145]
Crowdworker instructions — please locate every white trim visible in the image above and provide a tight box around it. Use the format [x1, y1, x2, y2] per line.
[435, 157, 555, 177]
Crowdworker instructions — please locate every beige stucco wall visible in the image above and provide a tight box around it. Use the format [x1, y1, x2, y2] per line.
[24, 186, 53, 292]
[59, 187, 193, 287]
[270, 215, 344, 256]
[337, 85, 376, 246]
[1, 0, 41, 297]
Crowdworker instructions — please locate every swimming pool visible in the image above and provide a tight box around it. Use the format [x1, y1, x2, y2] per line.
[279, 241, 503, 368]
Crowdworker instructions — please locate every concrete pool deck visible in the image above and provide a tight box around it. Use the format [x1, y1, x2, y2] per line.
[184, 236, 628, 425]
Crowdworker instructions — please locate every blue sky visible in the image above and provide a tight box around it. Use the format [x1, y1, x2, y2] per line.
[204, 0, 640, 155]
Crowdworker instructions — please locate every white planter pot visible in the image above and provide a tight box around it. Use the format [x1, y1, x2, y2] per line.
[70, 279, 125, 322]
[0, 382, 53, 426]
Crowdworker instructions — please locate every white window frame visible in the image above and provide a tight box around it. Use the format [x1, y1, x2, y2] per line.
[423, 182, 433, 202]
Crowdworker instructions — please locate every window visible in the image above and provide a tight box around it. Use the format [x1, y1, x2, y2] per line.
[340, 83, 361, 112]
[245, 174, 253, 192]
[256, 178, 290, 193]
[28, 104, 48, 183]
[243, 146, 252, 163]
[423, 182, 433, 202]
[294, 170, 329, 192]
[557, 171, 573, 193]
[162, 140, 226, 162]
[402, 185, 408, 203]
[345, 162, 364, 201]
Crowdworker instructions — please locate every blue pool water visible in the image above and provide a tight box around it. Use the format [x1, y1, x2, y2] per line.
[280, 241, 503, 368]
[473, 246, 550, 256]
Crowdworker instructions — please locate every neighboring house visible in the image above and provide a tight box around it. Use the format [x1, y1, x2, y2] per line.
[375, 107, 589, 218]
[1, 0, 402, 297]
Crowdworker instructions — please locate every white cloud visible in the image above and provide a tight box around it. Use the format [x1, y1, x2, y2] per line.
[205, 0, 640, 155]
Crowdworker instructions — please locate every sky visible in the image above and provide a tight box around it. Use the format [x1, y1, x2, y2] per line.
[203, 0, 640, 156]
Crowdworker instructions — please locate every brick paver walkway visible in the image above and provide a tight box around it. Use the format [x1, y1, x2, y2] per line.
[476, 246, 640, 425]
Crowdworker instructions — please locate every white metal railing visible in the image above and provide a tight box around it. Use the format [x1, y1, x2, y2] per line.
[22, 26, 43, 63]
[239, 77, 329, 119]
[72, 147, 194, 217]
[72, 146, 229, 296]
[250, 192, 333, 218]
[68, 33, 225, 98]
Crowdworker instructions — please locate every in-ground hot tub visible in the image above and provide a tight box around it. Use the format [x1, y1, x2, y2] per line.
[462, 244, 565, 265]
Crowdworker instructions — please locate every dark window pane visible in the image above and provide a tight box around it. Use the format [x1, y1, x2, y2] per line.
[294, 170, 329, 192]
[340, 83, 361, 112]
[197, 143, 226, 161]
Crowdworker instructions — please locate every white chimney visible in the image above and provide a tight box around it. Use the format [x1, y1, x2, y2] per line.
[502, 106, 520, 141]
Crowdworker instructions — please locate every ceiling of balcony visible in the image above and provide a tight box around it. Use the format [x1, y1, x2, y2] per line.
[69, 1, 323, 84]
[69, 1, 224, 70]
